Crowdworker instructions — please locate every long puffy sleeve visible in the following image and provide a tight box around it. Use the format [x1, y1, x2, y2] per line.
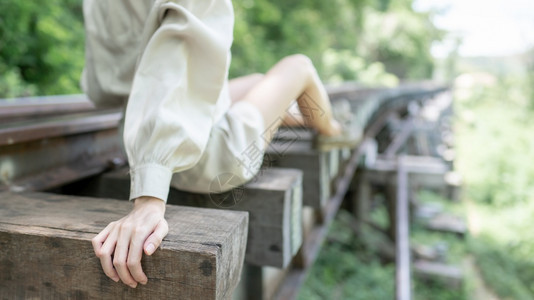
[123, 0, 235, 202]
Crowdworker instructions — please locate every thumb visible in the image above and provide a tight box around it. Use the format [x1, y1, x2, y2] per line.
[144, 219, 169, 256]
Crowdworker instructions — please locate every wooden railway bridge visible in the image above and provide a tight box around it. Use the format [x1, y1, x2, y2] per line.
[0, 82, 458, 299]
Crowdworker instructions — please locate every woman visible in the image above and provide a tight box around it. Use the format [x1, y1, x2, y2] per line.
[84, 0, 346, 288]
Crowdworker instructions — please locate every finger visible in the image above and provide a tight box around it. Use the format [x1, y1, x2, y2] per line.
[113, 224, 138, 288]
[97, 228, 120, 282]
[91, 222, 114, 255]
[127, 228, 150, 285]
[144, 220, 169, 256]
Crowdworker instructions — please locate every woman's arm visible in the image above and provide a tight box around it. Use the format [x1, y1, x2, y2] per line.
[87, 0, 235, 288]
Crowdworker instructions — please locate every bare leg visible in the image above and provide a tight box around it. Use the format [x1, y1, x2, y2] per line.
[281, 101, 306, 127]
[229, 73, 306, 127]
[229, 73, 264, 103]
[236, 54, 341, 144]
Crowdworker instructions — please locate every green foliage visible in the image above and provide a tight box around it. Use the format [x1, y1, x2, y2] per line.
[298, 210, 395, 300]
[300, 200, 469, 299]
[0, 0, 440, 95]
[0, 0, 84, 97]
[322, 49, 399, 86]
[411, 192, 468, 300]
[231, 0, 441, 82]
[454, 56, 534, 300]
[456, 75, 534, 206]
[356, 6, 442, 79]
[463, 200, 534, 299]
[469, 236, 533, 300]
[0, 62, 36, 97]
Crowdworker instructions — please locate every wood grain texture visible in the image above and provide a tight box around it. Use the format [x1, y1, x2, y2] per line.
[0, 127, 124, 192]
[266, 142, 330, 214]
[0, 192, 248, 300]
[224, 168, 303, 268]
[63, 167, 303, 268]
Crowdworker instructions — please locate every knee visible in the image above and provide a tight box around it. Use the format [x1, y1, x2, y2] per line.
[280, 54, 315, 78]
[283, 54, 314, 70]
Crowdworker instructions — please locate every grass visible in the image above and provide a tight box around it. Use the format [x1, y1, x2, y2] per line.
[299, 190, 469, 299]
[298, 209, 395, 300]
[455, 71, 534, 299]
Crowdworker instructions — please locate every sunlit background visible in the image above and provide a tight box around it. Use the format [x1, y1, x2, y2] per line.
[416, 0, 534, 57]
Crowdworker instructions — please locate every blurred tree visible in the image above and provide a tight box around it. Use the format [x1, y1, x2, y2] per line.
[0, 0, 84, 97]
[0, 0, 441, 97]
[357, 1, 444, 79]
[231, 0, 442, 82]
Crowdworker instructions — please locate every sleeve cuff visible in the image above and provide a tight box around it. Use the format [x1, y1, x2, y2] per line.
[129, 164, 173, 203]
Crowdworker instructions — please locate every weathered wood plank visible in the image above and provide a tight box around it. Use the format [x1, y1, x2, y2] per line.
[425, 213, 467, 237]
[0, 94, 95, 123]
[273, 138, 369, 300]
[0, 109, 122, 146]
[0, 128, 124, 192]
[228, 168, 302, 268]
[266, 142, 330, 217]
[351, 171, 372, 233]
[0, 109, 125, 193]
[62, 167, 303, 268]
[364, 155, 451, 189]
[0, 192, 248, 300]
[395, 158, 412, 300]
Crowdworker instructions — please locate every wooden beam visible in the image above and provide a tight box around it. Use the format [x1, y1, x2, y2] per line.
[0, 109, 125, 192]
[62, 167, 303, 268]
[425, 213, 467, 237]
[395, 158, 412, 300]
[273, 139, 369, 300]
[351, 171, 372, 233]
[370, 155, 450, 174]
[384, 118, 415, 159]
[0, 128, 124, 192]
[363, 156, 452, 195]
[237, 140, 372, 300]
[0, 109, 122, 146]
[228, 168, 302, 268]
[0, 192, 248, 299]
[413, 261, 463, 290]
[0, 94, 95, 123]
[266, 142, 330, 218]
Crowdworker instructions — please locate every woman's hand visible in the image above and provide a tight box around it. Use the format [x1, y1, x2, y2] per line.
[91, 196, 168, 288]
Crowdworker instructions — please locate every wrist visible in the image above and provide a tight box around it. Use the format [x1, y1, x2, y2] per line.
[134, 196, 166, 212]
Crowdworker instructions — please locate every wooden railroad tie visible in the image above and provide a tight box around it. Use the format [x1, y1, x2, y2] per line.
[63, 167, 303, 269]
[0, 192, 248, 299]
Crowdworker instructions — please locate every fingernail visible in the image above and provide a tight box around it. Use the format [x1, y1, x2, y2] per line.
[141, 280, 148, 285]
[130, 283, 137, 288]
[112, 277, 120, 283]
[146, 243, 155, 255]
